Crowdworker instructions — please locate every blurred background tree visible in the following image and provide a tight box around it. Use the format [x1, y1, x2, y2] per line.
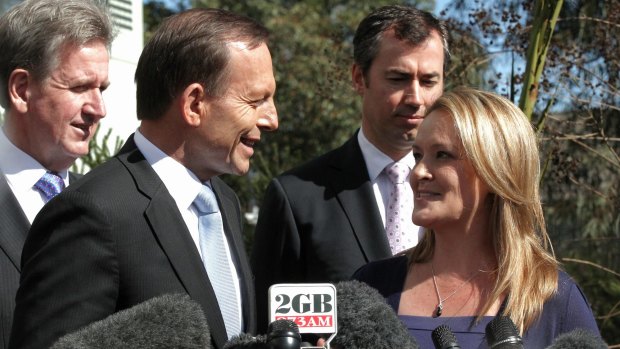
[138, 0, 619, 343]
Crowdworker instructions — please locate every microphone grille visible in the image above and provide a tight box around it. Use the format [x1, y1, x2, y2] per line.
[432, 324, 460, 349]
[268, 319, 299, 334]
[485, 316, 523, 347]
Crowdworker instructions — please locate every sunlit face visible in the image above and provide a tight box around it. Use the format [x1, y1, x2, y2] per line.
[410, 110, 490, 231]
[23, 40, 109, 171]
[190, 42, 278, 179]
[353, 30, 444, 159]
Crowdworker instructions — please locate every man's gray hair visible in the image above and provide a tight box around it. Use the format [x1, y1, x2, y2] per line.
[0, 0, 115, 108]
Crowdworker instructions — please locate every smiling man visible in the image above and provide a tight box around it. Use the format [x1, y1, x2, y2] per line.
[9, 8, 277, 349]
[251, 4, 449, 332]
[0, 1, 113, 348]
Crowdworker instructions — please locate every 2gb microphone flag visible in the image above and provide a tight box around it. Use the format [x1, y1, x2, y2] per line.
[269, 284, 337, 334]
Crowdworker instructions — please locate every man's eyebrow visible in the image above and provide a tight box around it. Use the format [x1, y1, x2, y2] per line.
[420, 72, 441, 79]
[384, 69, 441, 79]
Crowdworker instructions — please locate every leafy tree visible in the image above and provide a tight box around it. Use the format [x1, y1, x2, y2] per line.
[143, 0, 188, 42]
[72, 128, 124, 174]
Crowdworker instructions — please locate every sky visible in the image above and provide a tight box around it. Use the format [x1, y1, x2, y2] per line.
[158, 0, 451, 16]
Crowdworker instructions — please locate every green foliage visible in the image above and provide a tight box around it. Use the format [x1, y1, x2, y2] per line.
[71, 127, 124, 174]
[143, 0, 187, 42]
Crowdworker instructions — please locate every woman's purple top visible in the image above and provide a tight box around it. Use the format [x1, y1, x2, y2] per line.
[353, 255, 600, 348]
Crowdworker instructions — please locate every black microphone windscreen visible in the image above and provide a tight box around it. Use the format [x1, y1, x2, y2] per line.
[224, 333, 269, 349]
[267, 319, 301, 349]
[432, 324, 461, 349]
[50, 293, 210, 349]
[268, 318, 300, 335]
[485, 316, 523, 349]
[546, 329, 608, 349]
[331, 280, 419, 349]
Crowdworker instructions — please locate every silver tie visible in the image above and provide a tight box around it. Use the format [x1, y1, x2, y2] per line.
[193, 185, 241, 338]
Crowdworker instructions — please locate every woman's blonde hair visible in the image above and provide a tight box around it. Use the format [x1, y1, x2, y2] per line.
[408, 87, 558, 332]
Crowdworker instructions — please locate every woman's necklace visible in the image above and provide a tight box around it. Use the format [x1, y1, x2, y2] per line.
[430, 263, 483, 317]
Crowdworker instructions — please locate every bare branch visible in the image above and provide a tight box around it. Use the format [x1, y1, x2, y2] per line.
[568, 138, 620, 169]
[566, 175, 609, 199]
[558, 16, 620, 29]
[562, 258, 620, 278]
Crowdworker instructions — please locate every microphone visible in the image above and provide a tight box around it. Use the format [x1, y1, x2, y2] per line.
[432, 324, 461, 349]
[224, 320, 301, 349]
[224, 333, 269, 349]
[546, 328, 608, 349]
[485, 316, 524, 348]
[50, 293, 211, 349]
[267, 319, 301, 349]
[331, 280, 419, 349]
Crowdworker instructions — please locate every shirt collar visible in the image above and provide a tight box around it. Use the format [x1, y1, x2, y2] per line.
[133, 129, 204, 210]
[0, 128, 69, 193]
[357, 127, 415, 181]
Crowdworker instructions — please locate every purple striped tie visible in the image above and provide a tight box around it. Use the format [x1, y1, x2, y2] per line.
[34, 171, 65, 202]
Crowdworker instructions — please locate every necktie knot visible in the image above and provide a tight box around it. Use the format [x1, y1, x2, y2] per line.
[34, 171, 65, 202]
[193, 185, 219, 215]
[386, 162, 410, 184]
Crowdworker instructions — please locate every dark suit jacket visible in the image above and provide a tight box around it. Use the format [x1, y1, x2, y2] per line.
[9, 136, 256, 349]
[251, 132, 392, 331]
[0, 172, 79, 349]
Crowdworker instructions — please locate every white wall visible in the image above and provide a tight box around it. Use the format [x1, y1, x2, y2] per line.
[98, 0, 143, 154]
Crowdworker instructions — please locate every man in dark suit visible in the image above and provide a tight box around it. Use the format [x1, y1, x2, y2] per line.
[251, 5, 450, 331]
[0, 1, 113, 347]
[10, 8, 278, 349]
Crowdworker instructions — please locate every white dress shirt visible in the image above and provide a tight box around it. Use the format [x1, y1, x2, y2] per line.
[133, 129, 243, 328]
[357, 128, 423, 249]
[0, 129, 69, 223]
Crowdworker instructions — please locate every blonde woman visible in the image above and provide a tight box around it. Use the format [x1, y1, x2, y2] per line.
[353, 87, 600, 348]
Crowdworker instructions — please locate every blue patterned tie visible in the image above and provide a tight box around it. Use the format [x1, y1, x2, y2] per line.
[34, 171, 65, 202]
[193, 185, 241, 339]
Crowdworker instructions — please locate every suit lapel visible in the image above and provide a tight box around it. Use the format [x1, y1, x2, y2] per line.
[68, 171, 82, 184]
[117, 136, 229, 348]
[0, 171, 82, 272]
[328, 134, 392, 261]
[211, 177, 256, 334]
[0, 174, 30, 271]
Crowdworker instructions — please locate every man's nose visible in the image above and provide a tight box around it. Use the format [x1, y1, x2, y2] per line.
[258, 102, 278, 131]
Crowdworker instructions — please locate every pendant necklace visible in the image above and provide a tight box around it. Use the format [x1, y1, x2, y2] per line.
[431, 263, 483, 317]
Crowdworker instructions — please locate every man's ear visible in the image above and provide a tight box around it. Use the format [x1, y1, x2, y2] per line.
[180, 83, 206, 127]
[351, 63, 366, 96]
[8, 69, 30, 113]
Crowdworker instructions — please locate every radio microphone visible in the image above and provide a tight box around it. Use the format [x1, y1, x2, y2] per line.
[224, 334, 268, 349]
[332, 280, 418, 349]
[50, 294, 210, 349]
[432, 324, 461, 349]
[267, 319, 301, 349]
[546, 328, 607, 349]
[485, 316, 524, 348]
[268, 281, 418, 349]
